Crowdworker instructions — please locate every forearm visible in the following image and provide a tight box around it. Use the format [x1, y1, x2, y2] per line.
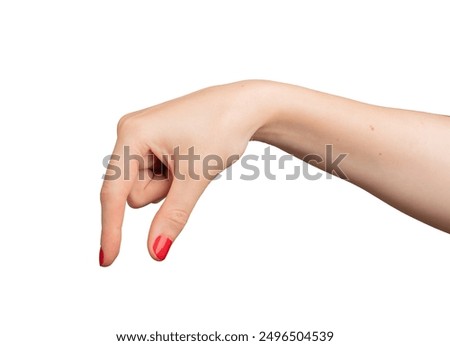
[248, 80, 450, 233]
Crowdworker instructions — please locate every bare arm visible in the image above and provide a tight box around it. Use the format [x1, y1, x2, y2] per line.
[100, 80, 450, 266]
[252, 81, 450, 233]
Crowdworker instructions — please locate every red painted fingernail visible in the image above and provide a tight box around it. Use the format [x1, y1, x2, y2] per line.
[99, 247, 104, 266]
[153, 235, 172, 261]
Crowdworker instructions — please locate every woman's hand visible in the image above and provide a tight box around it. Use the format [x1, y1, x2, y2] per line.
[100, 81, 271, 266]
[100, 79, 450, 266]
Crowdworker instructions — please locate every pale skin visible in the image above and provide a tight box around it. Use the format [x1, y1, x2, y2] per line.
[100, 80, 450, 266]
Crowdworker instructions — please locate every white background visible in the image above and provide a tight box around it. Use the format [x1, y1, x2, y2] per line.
[1, 1, 449, 345]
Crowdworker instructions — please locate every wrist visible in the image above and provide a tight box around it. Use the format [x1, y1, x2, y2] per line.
[244, 80, 293, 144]
[226, 80, 284, 142]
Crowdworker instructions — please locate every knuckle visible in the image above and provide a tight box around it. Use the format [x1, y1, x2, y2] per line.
[117, 113, 138, 135]
[100, 182, 126, 203]
[116, 115, 128, 134]
[165, 208, 189, 230]
[100, 185, 113, 203]
[126, 194, 142, 209]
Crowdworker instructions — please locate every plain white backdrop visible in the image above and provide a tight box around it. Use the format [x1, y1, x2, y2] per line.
[1, 1, 449, 345]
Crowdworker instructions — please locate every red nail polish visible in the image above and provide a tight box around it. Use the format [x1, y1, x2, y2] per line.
[153, 235, 172, 261]
[99, 247, 104, 266]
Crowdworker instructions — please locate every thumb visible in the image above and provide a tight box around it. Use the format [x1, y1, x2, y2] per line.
[148, 178, 208, 261]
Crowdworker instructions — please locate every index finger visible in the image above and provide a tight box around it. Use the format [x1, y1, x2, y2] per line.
[100, 141, 139, 266]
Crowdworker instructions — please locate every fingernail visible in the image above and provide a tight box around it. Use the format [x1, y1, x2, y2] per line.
[99, 247, 104, 266]
[153, 235, 173, 261]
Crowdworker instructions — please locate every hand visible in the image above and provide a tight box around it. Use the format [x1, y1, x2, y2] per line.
[100, 81, 270, 265]
[100, 79, 450, 267]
